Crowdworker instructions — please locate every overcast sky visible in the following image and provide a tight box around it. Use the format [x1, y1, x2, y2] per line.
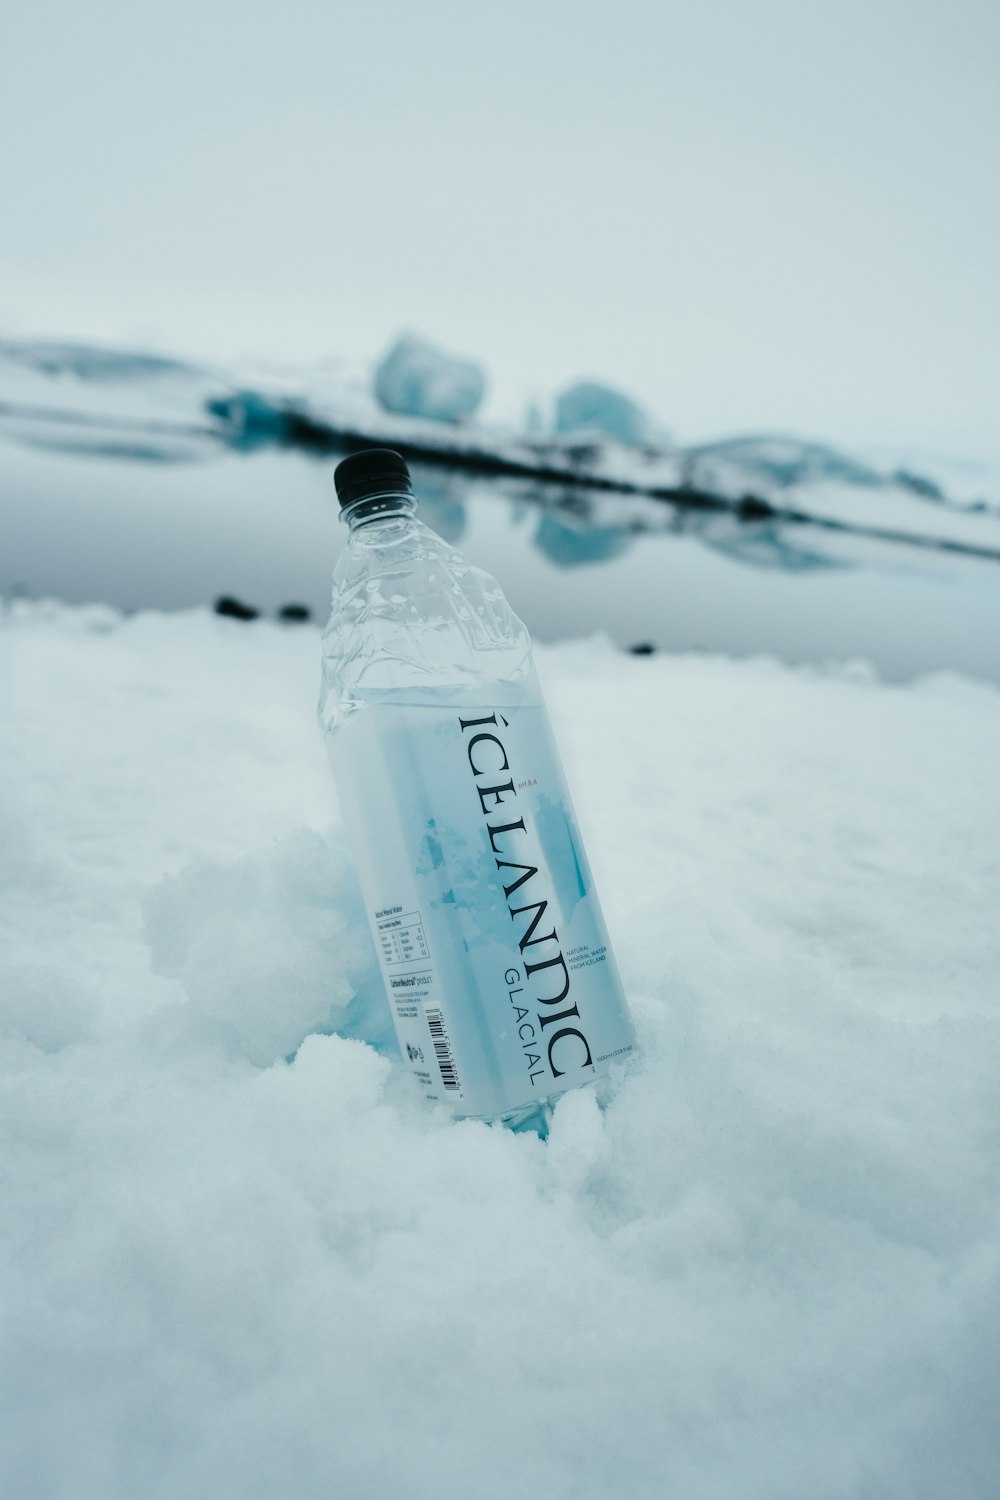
[2, 0, 998, 458]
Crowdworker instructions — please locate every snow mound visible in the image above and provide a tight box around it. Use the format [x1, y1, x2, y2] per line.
[142, 830, 395, 1066]
[2, 604, 1000, 1499]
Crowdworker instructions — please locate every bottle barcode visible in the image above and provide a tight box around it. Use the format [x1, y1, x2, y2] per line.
[426, 1007, 460, 1092]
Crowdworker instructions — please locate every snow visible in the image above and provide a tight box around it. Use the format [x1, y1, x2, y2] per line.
[2, 604, 1000, 1499]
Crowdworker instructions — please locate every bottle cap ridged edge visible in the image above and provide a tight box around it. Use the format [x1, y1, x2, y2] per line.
[334, 448, 413, 509]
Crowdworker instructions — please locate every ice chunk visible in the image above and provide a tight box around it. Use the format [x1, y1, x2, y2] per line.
[555, 380, 651, 446]
[373, 334, 486, 422]
[686, 435, 882, 490]
[206, 390, 293, 450]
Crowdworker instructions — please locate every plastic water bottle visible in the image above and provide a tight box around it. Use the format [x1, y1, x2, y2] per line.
[319, 449, 635, 1134]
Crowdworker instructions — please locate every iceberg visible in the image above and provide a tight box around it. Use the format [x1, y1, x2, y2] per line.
[205, 390, 294, 450]
[373, 334, 485, 423]
[0, 339, 198, 382]
[685, 436, 883, 490]
[555, 380, 651, 447]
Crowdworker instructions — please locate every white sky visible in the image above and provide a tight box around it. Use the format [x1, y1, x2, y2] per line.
[2, 0, 998, 457]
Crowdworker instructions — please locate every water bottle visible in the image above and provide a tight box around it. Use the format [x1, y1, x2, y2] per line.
[319, 449, 635, 1134]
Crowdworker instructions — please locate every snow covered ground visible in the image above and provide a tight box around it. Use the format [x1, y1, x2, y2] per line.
[3, 605, 1000, 1499]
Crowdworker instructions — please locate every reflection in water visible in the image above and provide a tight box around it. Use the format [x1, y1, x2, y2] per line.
[532, 511, 634, 569]
[409, 473, 639, 571]
[0, 410, 217, 467]
[2, 420, 999, 684]
[495, 478, 841, 575]
[7, 432, 211, 466]
[408, 468, 468, 544]
[694, 519, 846, 573]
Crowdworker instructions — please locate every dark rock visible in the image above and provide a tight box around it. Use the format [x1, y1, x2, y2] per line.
[892, 469, 945, 501]
[737, 494, 777, 521]
[214, 595, 259, 621]
[629, 642, 656, 655]
[277, 603, 312, 623]
[563, 442, 604, 468]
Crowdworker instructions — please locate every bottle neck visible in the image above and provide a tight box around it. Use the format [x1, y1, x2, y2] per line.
[342, 490, 417, 531]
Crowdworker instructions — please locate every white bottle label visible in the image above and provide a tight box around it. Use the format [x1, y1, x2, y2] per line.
[330, 678, 635, 1119]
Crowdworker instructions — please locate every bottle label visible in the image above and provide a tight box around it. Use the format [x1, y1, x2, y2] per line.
[331, 681, 635, 1120]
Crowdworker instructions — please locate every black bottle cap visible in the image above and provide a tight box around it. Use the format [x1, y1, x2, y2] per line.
[334, 448, 413, 509]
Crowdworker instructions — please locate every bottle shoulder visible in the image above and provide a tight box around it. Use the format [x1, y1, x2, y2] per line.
[331, 515, 473, 589]
[320, 516, 533, 726]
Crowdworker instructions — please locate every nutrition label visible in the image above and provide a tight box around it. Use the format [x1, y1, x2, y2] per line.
[375, 909, 430, 966]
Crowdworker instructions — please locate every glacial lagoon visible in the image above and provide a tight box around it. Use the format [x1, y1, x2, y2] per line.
[2, 400, 999, 685]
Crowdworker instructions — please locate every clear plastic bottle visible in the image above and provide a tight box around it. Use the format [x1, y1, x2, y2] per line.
[319, 449, 635, 1134]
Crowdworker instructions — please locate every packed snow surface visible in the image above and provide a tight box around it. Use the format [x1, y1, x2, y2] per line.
[2, 606, 1000, 1499]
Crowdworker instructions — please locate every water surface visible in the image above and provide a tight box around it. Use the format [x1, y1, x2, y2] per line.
[2, 427, 998, 684]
